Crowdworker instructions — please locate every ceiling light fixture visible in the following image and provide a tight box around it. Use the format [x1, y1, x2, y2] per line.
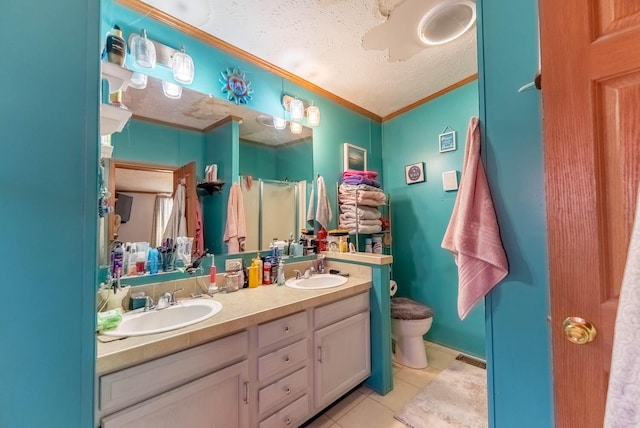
[417, 0, 476, 46]
[162, 80, 182, 99]
[172, 47, 194, 84]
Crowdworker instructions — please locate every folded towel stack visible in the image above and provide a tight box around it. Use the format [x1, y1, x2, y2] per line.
[338, 170, 387, 235]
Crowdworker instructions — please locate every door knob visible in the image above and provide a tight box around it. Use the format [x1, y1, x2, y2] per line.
[563, 317, 597, 345]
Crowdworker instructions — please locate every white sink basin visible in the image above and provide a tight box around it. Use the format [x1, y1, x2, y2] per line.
[102, 299, 223, 337]
[285, 274, 348, 290]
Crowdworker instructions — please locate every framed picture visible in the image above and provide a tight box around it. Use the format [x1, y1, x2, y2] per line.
[439, 130, 456, 153]
[343, 143, 367, 171]
[405, 162, 425, 185]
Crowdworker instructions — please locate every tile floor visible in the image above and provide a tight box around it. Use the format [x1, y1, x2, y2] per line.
[302, 341, 480, 428]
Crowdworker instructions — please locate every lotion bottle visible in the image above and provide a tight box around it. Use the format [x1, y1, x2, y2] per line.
[277, 260, 285, 286]
[208, 254, 218, 294]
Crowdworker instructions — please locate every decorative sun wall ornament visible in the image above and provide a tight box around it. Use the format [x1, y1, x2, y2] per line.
[219, 67, 253, 104]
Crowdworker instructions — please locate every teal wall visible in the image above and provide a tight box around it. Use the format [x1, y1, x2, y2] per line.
[276, 140, 314, 183]
[382, 82, 484, 357]
[477, 0, 553, 427]
[239, 140, 277, 179]
[112, 119, 206, 174]
[204, 121, 239, 254]
[0, 0, 99, 427]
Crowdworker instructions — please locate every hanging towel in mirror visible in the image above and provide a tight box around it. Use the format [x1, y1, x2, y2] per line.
[315, 175, 332, 230]
[441, 117, 508, 319]
[224, 183, 246, 253]
[162, 183, 187, 245]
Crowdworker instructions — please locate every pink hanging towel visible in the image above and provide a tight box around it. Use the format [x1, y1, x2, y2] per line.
[441, 117, 508, 319]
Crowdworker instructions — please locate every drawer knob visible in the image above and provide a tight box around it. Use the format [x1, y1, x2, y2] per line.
[284, 356, 291, 363]
[285, 418, 292, 425]
[285, 387, 291, 395]
[284, 326, 290, 333]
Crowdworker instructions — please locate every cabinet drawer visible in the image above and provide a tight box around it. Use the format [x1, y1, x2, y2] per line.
[100, 330, 248, 415]
[314, 292, 369, 329]
[258, 338, 308, 381]
[258, 311, 307, 349]
[259, 367, 308, 416]
[259, 394, 309, 428]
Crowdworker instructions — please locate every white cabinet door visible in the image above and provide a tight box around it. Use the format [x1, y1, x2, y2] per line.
[314, 311, 370, 410]
[102, 360, 249, 428]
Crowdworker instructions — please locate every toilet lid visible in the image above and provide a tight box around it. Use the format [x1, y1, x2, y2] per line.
[390, 297, 433, 320]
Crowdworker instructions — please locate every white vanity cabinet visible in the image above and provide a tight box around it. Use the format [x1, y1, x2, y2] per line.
[313, 292, 371, 411]
[99, 331, 249, 428]
[256, 311, 311, 427]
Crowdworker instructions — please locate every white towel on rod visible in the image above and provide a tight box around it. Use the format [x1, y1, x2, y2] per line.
[604, 184, 640, 427]
[315, 175, 332, 230]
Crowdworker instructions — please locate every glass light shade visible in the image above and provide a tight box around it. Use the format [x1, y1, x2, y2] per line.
[290, 121, 303, 134]
[306, 104, 320, 126]
[172, 50, 194, 84]
[289, 98, 304, 121]
[129, 72, 147, 89]
[162, 81, 182, 99]
[132, 29, 156, 69]
[273, 116, 287, 130]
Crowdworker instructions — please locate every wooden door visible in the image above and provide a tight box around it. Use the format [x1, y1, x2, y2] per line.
[173, 161, 197, 240]
[540, 1, 640, 426]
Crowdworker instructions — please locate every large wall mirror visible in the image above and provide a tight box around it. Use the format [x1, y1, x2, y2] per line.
[100, 75, 313, 266]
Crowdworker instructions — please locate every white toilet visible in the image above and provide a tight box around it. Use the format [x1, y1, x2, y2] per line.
[390, 296, 434, 369]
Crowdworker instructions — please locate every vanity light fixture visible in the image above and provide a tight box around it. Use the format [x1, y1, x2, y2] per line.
[282, 95, 321, 126]
[289, 98, 304, 122]
[130, 29, 156, 69]
[290, 121, 303, 134]
[129, 72, 147, 89]
[273, 116, 287, 130]
[306, 102, 320, 127]
[172, 47, 194, 84]
[162, 80, 182, 99]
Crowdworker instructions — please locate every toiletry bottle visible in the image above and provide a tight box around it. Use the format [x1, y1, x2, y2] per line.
[263, 257, 272, 285]
[255, 252, 263, 285]
[277, 260, 285, 286]
[317, 227, 327, 252]
[106, 25, 126, 66]
[128, 243, 137, 276]
[249, 265, 259, 288]
[147, 248, 159, 274]
[111, 241, 124, 278]
[209, 254, 218, 294]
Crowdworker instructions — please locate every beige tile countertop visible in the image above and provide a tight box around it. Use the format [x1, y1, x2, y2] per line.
[96, 275, 371, 375]
[324, 251, 393, 265]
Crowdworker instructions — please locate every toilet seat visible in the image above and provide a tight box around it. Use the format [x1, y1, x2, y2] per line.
[390, 297, 433, 320]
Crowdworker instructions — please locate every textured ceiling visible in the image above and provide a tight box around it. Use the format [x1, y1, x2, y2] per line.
[139, 0, 478, 118]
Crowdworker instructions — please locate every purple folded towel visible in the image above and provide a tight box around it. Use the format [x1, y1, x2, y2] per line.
[341, 175, 381, 188]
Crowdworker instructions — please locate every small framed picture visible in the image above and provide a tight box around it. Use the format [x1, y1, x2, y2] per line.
[405, 162, 425, 185]
[343, 143, 367, 171]
[439, 130, 456, 153]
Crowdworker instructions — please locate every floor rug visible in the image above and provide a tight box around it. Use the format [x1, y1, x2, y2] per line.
[394, 357, 487, 428]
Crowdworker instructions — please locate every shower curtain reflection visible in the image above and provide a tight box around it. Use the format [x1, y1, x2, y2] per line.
[151, 195, 173, 247]
[241, 176, 302, 252]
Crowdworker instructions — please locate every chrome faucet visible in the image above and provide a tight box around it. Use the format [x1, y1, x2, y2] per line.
[156, 288, 184, 310]
[304, 267, 316, 279]
[143, 296, 155, 312]
[293, 270, 303, 279]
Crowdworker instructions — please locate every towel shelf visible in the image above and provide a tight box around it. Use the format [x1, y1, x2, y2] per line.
[197, 181, 225, 195]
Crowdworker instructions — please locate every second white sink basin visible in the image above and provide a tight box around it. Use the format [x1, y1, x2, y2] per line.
[102, 299, 223, 337]
[285, 274, 348, 290]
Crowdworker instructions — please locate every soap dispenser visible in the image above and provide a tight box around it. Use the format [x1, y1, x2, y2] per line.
[277, 259, 285, 286]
